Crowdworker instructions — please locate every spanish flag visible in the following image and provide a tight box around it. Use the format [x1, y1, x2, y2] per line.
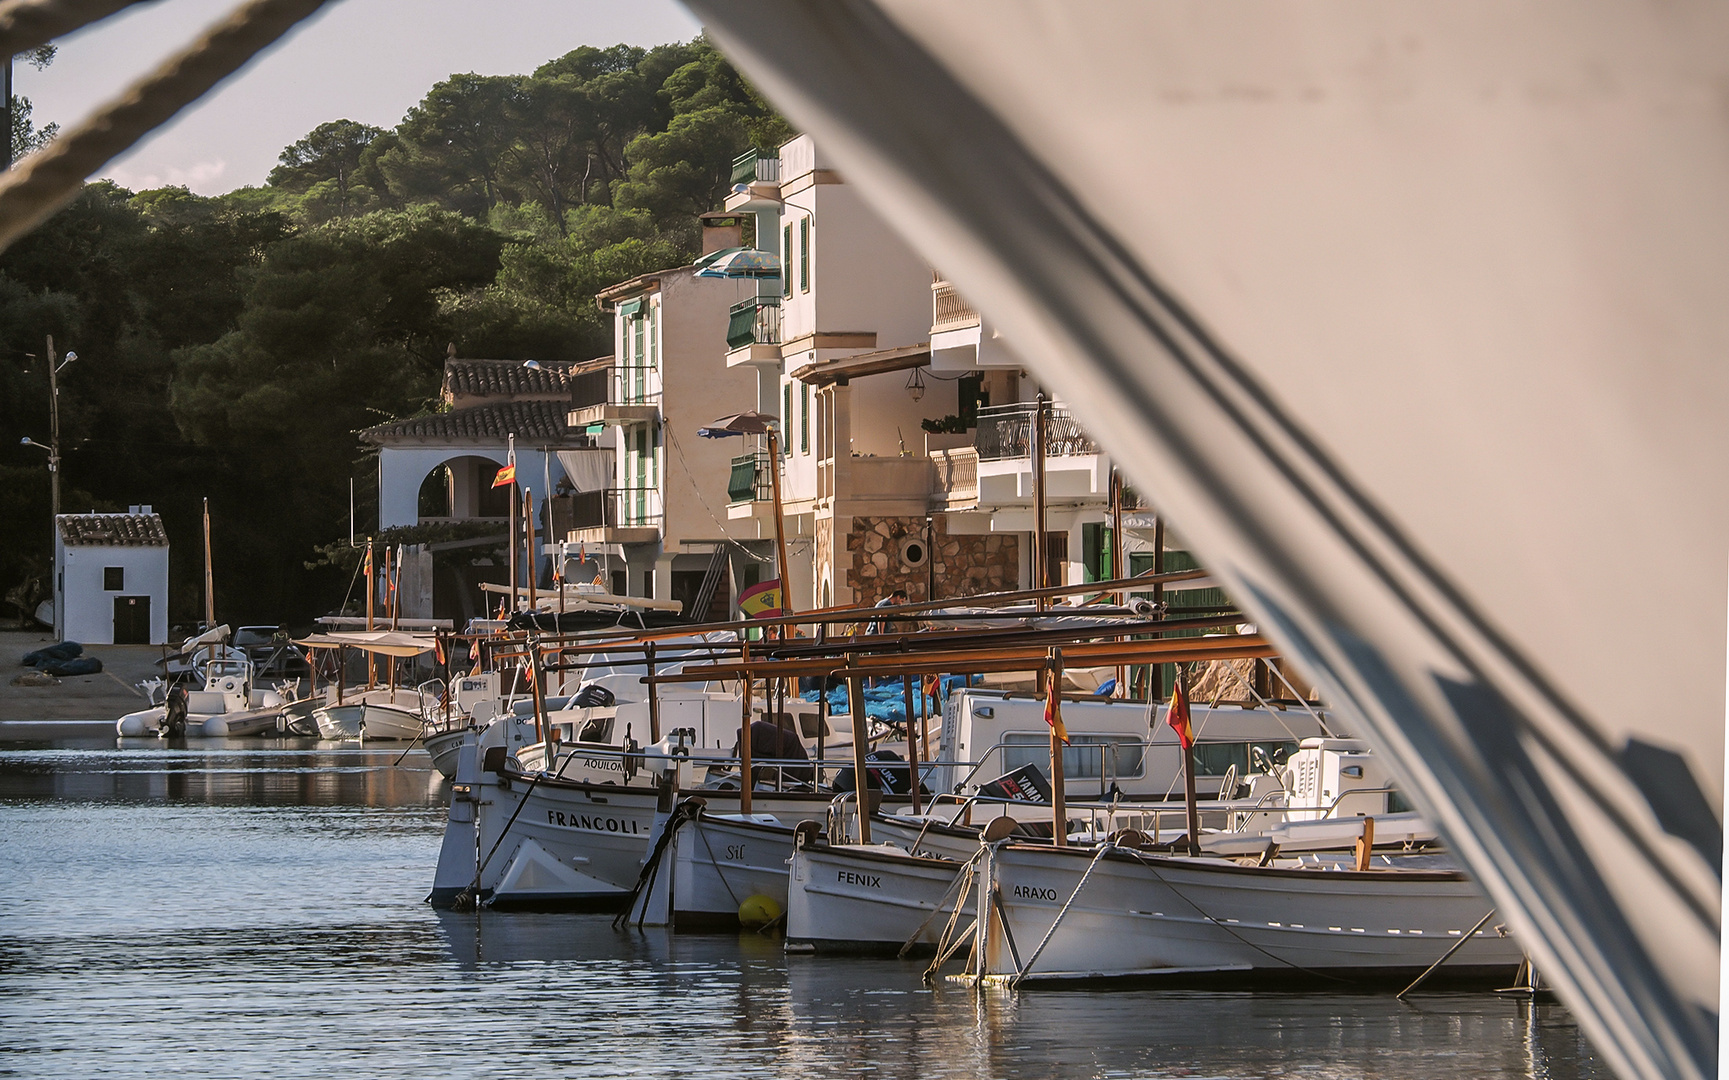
[1167, 674, 1194, 749]
[491, 462, 516, 488]
[738, 578, 783, 619]
[1043, 666, 1069, 744]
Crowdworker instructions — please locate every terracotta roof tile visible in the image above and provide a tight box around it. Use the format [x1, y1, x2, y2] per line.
[442, 358, 574, 400]
[57, 513, 169, 547]
[360, 400, 579, 445]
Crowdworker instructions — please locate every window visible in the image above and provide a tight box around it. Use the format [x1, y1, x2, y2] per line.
[958, 373, 986, 429]
[800, 382, 810, 453]
[1001, 732, 1146, 780]
[783, 224, 792, 298]
[611, 570, 627, 597]
[103, 566, 124, 591]
[799, 218, 810, 292]
[783, 384, 792, 455]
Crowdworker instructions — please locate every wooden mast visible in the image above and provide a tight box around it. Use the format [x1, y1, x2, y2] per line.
[1179, 663, 1201, 857]
[848, 668, 872, 843]
[525, 489, 537, 614]
[1048, 646, 1068, 847]
[766, 425, 792, 634]
[1032, 394, 1048, 612]
[738, 644, 753, 816]
[506, 433, 518, 618]
[1108, 466, 1125, 696]
[201, 497, 215, 672]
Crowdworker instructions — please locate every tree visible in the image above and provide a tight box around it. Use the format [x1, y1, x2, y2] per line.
[267, 119, 386, 217]
[379, 74, 521, 215]
[8, 44, 58, 164]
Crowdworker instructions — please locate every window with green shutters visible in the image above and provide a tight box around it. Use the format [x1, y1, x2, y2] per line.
[783, 384, 792, 454]
[800, 382, 810, 453]
[799, 217, 809, 292]
[783, 224, 792, 299]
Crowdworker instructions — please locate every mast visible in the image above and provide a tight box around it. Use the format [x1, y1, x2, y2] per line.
[202, 497, 215, 671]
[1047, 646, 1067, 846]
[1032, 393, 1048, 611]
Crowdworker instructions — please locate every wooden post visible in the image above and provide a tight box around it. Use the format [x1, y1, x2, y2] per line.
[816, 676, 828, 786]
[507, 452, 519, 616]
[1152, 512, 1166, 699]
[1180, 664, 1201, 857]
[1048, 647, 1068, 847]
[557, 543, 567, 693]
[1032, 394, 1048, 612]
[365, 538, 376, 690]
[524, 490, 537, 614]
[1355, 816, 1376, 872]
[902, 673, 922, 815]
[527, 637, 547, 745]
[739, 658, 754, 816]
[645, 640, 660, 743]
[336, 646, 345, 705]
[1109, 466, 1125, 696]
[848, 671, 872, 844]
[202, 497, 217, 675]
[766, 426, 793, 634]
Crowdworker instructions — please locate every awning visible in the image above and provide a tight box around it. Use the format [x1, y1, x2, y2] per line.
[790, 342, 930, 386]
[556, 449, 615, 493]
[294, 631, 438, 657]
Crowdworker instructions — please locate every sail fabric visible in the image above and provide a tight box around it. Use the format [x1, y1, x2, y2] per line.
[685, 5, 1726, 1079]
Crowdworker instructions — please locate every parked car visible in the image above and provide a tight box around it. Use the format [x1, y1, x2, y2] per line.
[232, 625, 308, 679]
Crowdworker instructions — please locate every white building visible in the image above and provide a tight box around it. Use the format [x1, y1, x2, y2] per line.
[54, 509, 170, 645]
[565, 215, 764, 617]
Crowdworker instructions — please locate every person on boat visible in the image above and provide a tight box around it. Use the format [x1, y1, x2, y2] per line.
[865, 588, 908, 636]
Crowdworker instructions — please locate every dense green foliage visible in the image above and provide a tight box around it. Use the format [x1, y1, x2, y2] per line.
[0, 36, 791, 628]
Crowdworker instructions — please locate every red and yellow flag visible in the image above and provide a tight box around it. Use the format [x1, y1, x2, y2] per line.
[738, 578, 783, 619]
[491, 462, 517, 489]
[1167, 674, 1194, 749]
[1043, 666, 1070, 744]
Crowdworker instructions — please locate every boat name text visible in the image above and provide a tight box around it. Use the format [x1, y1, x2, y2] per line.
[837, 870, 882, 889]
[547, 810, 642, 834]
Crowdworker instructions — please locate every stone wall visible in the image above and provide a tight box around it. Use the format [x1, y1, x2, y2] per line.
[844, 515, 1018, 603]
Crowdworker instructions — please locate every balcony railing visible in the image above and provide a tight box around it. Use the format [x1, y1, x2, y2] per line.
[929, 447, 979, 508]
[728, 451, 775, 504]
[974, 402, 1100, 462]
[726, 296, 782, 350]
[931, 279, 980, 333]
[568, 487, 662, 531]
[571, 361, 660, 412]
[731, 149, 781, 186]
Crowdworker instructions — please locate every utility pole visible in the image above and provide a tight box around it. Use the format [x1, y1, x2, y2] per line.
[45, 334, 60, 519]
[4, 54, 13, 170]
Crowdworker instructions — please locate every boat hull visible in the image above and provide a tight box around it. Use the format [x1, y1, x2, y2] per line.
[787, 840, 972, 955]
[975, 842, 1522, 986]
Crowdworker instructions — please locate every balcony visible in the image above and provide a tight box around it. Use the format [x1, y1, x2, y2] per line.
[931, 279, 981, 334]
[973, 402, 1108, 508]
[929, 447, 979, 511]
[725, 296, 784, 367]
[567, 360, 660, 428]
[975, 402, 1099, 461]
[725, 151, 782, 212]
[728, 451, 776, 504]
[565, 487, 662, 546]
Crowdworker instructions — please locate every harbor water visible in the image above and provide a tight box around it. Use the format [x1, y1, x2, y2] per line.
[0, 733, 1611, 1079]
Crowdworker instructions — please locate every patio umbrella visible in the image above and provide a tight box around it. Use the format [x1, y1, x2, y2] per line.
[693, 247, 782, 279]
[699, 410, 791, 623]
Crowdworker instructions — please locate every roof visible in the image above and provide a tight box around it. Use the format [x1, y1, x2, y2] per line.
[442, 358, 574, 401]
[791, 342, 932, 386]
[360, 400, 579, 445]
[57, 513, 169, 547]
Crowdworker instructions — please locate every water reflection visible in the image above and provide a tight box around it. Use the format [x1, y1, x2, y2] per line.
[0, 738, 1610, 1080]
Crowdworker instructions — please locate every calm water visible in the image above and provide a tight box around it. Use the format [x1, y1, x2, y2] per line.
[0, 736, 1610, 1079]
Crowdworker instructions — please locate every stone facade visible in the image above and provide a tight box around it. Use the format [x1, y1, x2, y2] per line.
[844, 515, 1018, 603]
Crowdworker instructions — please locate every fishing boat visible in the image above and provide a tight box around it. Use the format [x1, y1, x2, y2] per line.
[295, 630, 440, 742]
[965, 839, 1521, 987]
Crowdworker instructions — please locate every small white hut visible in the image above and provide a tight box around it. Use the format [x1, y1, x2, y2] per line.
[54, 508, 170, 645]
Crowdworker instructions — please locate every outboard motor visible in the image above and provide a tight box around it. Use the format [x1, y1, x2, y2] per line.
[573, 684, 616, 708]
[162, 687, 189, 738]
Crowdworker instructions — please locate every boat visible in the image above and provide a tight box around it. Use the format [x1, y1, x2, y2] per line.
[312, 687, 423, 740]
[116, 657, 286, 737]
[786, 832, 973, 956]
[965, 839, 1521, 987]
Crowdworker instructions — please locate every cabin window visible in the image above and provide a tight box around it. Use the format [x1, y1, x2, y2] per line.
[103, 567, 124, 591]
[1000, 732, 1145, 779]
[1190, 740, 1300, 777]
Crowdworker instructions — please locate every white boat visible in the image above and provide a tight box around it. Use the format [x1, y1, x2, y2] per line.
[313, 688, 423, 740]
[968, 839, 1523, 987]
[628, 808, 806, 931]
[116, 658, 285, 738]
[786, 835, 972, 956]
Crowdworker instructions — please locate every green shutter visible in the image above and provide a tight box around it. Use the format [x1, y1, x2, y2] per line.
[618, 298, 643, 317]
[799, 218, 809, 292]
[800, 382, 810, 453]
[783, 225, 792, 299]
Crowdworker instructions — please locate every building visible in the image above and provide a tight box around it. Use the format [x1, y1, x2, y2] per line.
[54, 509, 169, 645]
[562, 216, 764, 617]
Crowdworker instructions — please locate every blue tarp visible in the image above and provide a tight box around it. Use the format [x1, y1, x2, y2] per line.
[800, 673, 982, 727]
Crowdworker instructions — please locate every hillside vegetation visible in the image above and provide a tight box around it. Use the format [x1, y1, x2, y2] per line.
[0, 36, 789, 628]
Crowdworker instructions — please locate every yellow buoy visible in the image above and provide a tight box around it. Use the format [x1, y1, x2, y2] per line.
[737, 894, 782, 929]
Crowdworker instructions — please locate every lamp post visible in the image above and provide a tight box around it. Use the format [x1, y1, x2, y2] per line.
[22, 336, 76, 639]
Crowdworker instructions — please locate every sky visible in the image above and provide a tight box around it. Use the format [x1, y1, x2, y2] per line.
[15, 0, 704, 195]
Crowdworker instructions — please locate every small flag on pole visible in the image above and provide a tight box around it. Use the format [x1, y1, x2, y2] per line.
[738, 579, 784, 619]
[1167, 672, 1195, 749]
[491, 463, 517, 488]
[1043, 666, 1070, 744]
